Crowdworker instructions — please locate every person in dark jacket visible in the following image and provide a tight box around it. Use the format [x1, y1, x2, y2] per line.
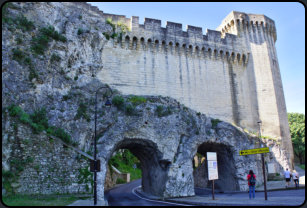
[247, 170, 256, 199]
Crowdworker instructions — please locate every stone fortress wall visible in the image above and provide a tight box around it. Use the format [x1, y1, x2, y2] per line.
[70, 3, 294, 169]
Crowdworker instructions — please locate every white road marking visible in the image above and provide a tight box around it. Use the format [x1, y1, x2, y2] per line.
[132, 186, 194, 206]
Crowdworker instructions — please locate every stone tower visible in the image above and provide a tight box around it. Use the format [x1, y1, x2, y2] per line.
[217, 11, 294, 169]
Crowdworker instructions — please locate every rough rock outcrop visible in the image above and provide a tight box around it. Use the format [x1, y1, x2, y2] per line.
[2, 2, 289, 203]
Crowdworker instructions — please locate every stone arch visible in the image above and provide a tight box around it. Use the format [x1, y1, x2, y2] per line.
[225, 51, 230, 60]
[105, 138, 169, 196]
[242, 54, 246, 63]
[132, 36, 138, 50]
[189, 45, 193, 53]
[207, 48, 212, 58]
[237, 53, 241, 62]
[219, 50, 224, 59]
[140, 37, 145, 49]
[161, 40, 166, 50]
[193, 141, 239, 192]
[231, 52, 235, 62]
[213, 49, 217, 57]
[125, 35, 130, 49]
[155, 40, 159, 51]
[147, 38, 152, 49]
[195, 46, 199, 54]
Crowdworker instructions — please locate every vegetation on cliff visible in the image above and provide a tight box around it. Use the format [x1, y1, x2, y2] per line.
[108, 149, 142, 182]
[6, 105, 75, 146]
[288, 113, 305, 164]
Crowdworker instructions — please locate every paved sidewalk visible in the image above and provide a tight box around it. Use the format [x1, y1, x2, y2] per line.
[164, 194, 305, 206]
[68, 165, 305, 206]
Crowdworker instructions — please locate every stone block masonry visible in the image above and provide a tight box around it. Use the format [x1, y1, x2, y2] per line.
[2, 116, 93, 195]
[89, 6, 293, 169]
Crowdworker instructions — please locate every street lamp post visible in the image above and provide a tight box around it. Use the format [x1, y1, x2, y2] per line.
[94, 86, 112, 206]
[257, 120, 268, 200]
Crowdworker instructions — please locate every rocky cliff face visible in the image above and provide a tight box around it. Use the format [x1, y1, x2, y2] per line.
[2, 2, 288, 202]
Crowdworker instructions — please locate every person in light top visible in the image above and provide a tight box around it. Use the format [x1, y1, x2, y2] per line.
[284, 168, 292, 188]
[292, 170, 299, 189]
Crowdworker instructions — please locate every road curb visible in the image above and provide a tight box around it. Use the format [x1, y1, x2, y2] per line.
[135, 186, 305, 207]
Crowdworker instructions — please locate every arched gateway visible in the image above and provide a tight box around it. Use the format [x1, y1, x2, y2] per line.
[92, 95, 279, 204]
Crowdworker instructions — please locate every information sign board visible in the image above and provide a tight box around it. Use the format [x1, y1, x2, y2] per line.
[207, 152, 218, 180]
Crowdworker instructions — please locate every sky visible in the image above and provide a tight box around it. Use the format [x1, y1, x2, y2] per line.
[88, 2, 305, 114]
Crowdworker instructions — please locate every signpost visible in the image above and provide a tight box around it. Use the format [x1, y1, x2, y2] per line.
[239, 146, 269, 200]
[207, 152, 218, 200]
[239, 147, 269, 156]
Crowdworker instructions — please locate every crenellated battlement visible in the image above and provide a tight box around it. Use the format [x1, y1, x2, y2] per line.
[217, 11, 277, 42]
[73, 2, 280, 60]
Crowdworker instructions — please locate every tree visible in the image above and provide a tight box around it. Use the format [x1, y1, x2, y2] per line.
[288, 113, 305, 164]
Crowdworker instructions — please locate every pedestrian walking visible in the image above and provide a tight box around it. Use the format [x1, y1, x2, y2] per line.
[292, 170, 299, 189]
[247, 170, 256, 199]
[284, 168, 292, 188]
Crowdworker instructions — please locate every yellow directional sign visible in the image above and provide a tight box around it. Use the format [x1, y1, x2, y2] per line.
[239, 147, 269, 156]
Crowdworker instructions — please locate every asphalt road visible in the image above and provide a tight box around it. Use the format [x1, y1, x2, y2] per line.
[104, 179, 187, 206]
[105, 179, 305, 206]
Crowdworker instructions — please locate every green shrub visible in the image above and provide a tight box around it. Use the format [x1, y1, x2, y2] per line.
[40, 26, 66, 42]
[12, 48, 25, 63]
[156, 105, 163, 116]
[211, 118, 221, 129]
[19, 112, 31, 124]
[24, 57, 32, 66]
[29, 65, 39, 81]
[128, 96, 147, 106]
[62, 94, 71, 101]
[102, 32, 110, 40]
[112, 95, 125, 110]
[125, 104, 136, 116]
[47, 127, 71, 144]
[15, 15, 35, 32]
[30, 122, 45, 134]
[15, 37, 23, 45]
[31, 26, 66, 55]
[31, 34, 50, 55]
[50, 53, 61, 63]
[8, 105, 23, 117]
[77, 28, 83, 35]
[116, 178, 126, 184]
[110, 33, 117, 39]
[2, 170, 14, 179]
[7, 104, 73, 145]
[30, 108, 49, 129]
[74, 102, 90, 122]
[156, 105, 172, 117]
